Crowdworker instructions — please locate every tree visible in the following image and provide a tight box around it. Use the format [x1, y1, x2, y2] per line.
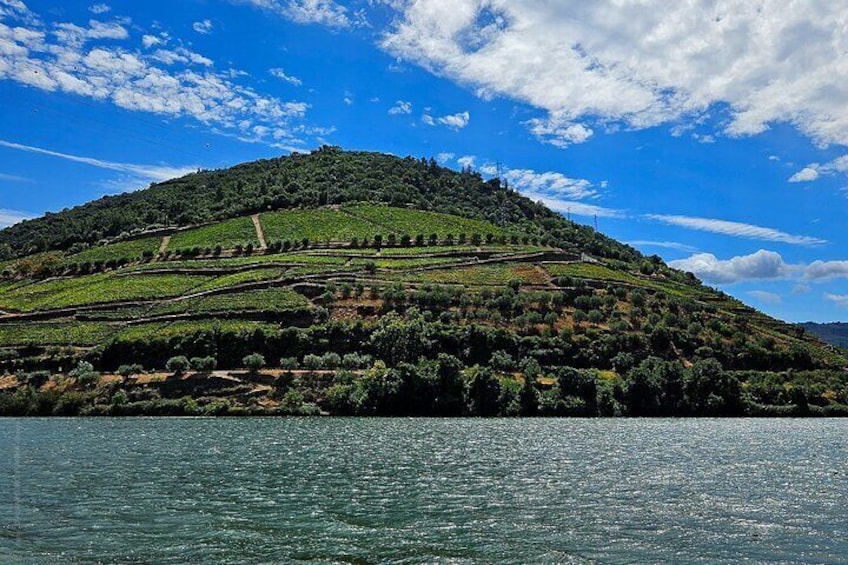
[369, 309, 434, 366]
[464, 365, 501, 416]
[191, 356, 217, 372]
[117, 363, 144, 377]
[684, 358, 741, 415]
[243, 353, 266, 373]
[70, 361, 100, 385]
[166, 356, 191, 376]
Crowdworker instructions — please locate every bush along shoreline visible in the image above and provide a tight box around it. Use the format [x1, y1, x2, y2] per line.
[3, 346, 847, 417]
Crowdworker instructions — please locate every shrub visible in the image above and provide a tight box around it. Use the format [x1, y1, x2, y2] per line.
[342, 352, 372, 369]
[166, 356, 191, 376]
[302, 354, 323, 370]
[191, 356, 217, 372]
[321, 352, 342, 369]
[279, 357, 299, 370]
[117, 364, 145, 377]
[243, 353, 266, 373]
[70, 361, 100, 385]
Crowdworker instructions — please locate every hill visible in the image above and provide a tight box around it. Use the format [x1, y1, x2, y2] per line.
[1, 147, 846, 417]
[801, 322, 848, 348]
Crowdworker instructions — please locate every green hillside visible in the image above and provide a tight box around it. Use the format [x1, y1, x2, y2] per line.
[0, 148, 846, 417]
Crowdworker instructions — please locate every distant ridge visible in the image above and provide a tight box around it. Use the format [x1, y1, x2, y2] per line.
[801, 322, 848, 348]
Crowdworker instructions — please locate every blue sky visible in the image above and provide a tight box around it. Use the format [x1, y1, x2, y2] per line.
[1, 0, 847, 323]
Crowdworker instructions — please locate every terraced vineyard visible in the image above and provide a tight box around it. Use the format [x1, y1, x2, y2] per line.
[1, 148, 845, 417]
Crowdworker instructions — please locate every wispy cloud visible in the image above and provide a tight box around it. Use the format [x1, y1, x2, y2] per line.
[269, 67, 302, 86]
[525, 195, 624, 219]
[789, 155, 848, 183]
[0, 172, 33, 183]
[645, 214, 826, 246]
[192, 19, 213, 34]
[88, 3, 110, 15]
[388, 100, 412, 115]
[0, 208, 33, 227]
[0, 140, 196, 184]
[423, 110, 470, 130]
[232, 0, 357, 29]
[0, 4, 312, 148]
[479, 164, 597, 201]
[824, 293, 848, 308]
[747, 290, 782, 304]
[628, 240, 698, 253]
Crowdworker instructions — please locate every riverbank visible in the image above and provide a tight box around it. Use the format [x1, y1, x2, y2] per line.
[2, 366, 847, 417]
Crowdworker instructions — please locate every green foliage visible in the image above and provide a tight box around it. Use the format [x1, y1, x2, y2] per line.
[0, 322, 117, 347]
[170, 216, 259, 251]
[369, 309, 434, 366]
[0, 147, 639, 264]
[65, 236, 162, 265]
[243, 353, 266, 372]
[0, 272, 212, 312]
[70, 361, 99, 385]
[117, 363, 144, 377]
[166, 356, 191, 375]
[191, 356, 217, 372]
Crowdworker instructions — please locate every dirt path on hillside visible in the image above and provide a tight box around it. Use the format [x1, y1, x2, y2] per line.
[251, 214, 267, 250]
[159, 235, 171, 254]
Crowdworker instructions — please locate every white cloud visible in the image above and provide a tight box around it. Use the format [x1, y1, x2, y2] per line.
[437, 110, 469, 130]
[422, 109, 470, 129]
[646, 214, 826, 246]
[380, 1, 848, 147]
[671, 251, 848, 284]
[0, 139, 196, 184]
[0, 5, 312, 148]
[824, 294, 848, 308]
[747, 290, 782, 304]
[789, 166, 820, 183]
[789, 155, 848, 183]
[456, 155, 475, 169]
[669, 250, 793, 285]
[193, 19, 213, 34]
[494, 167, 596, 200]
[804, 260, 848, 281]
[233, 0, 356, 29]
[88, 4, 110, 15]
[526, 116, 593, 148]
[54, 20, 129, 46]
[269, 67, 302, 86]
[0, 208, 32, 227]
[435, 151, 454, 163]
[141, 34, 163, 48]
[150, 47, 213, 67]
[388, 100, 412, 115]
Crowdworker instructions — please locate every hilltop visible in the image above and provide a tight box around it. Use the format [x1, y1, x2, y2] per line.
[0, 147, 846, 417]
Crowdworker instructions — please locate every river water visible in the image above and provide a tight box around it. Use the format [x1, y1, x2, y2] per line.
[0, 418, 845, 564]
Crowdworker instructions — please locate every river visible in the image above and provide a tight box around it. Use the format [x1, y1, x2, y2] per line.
[1, 418, 845, 564]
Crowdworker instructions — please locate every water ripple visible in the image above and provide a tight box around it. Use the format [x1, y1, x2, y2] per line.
[0, 418, 846, 564]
